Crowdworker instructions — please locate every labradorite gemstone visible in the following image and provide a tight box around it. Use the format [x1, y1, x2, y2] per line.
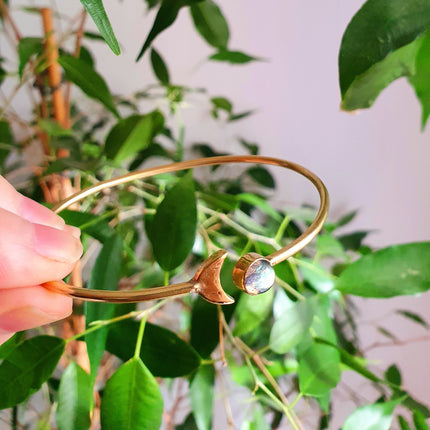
[244, 259, 275, 295]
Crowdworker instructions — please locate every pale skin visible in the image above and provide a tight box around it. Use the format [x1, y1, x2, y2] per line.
[0, 176, 82, 345]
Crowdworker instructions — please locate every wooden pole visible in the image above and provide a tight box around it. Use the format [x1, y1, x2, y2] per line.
[40, 7, 69, 158]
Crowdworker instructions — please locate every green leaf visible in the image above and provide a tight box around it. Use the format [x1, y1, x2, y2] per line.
[85, 234, 123, 379]
[211, 96, 232, 114]
[315, 337, 382, 384]
[298, 296, 341, 397]
[338, 0, 430, 100]
[299, 258, 335, 293]
[150, 48, 170, 84]
[79, 45, 95, 67]
[246, 166, 275, 189]
[209, 50, 261, 64]
[136, 0, 183, 61]
[83, 31, 106, 42]
[0, 60, 6, 86]
[269, 296, 317, 354]
[342, 397, 404, 430]
[190, 297, 218, 358]
[0, 120, 14, 168]
[238, 138, 259, 155]
[377, 326, 398, 341]
[0, 332, 24, 359]
[190, 0, 229, 49]
[396, 310, 429, 329]
[413, 410, 430, 430]
[198, 190, 238, 213]
[317, 234, 345, 258]
[240, 404, 270, 430]
[18, 37, 43, 78]
[80, 0, 120, 55]
[237, 193, 282, 221]
[190, 364, 215, 430]
[385, 364, 402, 386]
[56, 362, 92, 430]
[58, 55, 119, 117]
[38, 119, 73, 137]
[338, 231, 370, 251]
[59, 210, 115, 242]
[100, 357, 163, 430]
[233, 287, 274, 336]
[341, 38, 421, 111]
[410, 31, 430, 128]
[0, 335, 65, 409]
[229, 110, 255, 122]
[336, 242, 430, 297]
[337, 210, 359, 228]
[398, 416, 412, 430]
[105, 112, 164, 162]
[176, 414, 198, 430]
[149, 172, 197, 271]
[403, 396, 430, 418]
[107, 320, 201, 377]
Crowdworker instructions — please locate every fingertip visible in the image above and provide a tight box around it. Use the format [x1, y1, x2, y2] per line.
[19, 196, 66, 230]
[0, 286, 73, 333]
[33, 223, 83, 263]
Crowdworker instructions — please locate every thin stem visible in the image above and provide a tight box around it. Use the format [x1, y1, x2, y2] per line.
[0, 0, 22, 41]
[216, 367, 235, 429]
[289, 392, 303, 409]
[10, 406, 17, 430]
[290, 257, 337, 281]
[66, 300, 168, 343]
[274, 215, 290, 243]
[217, 305, 227, 367]
[286, 259, 305, 291]
[134, 316, 147, 358]
[199, 205, 278, 247]
[128, 185, 161, 204]
[275, 275, 305, 301]
[255, 380, 298, 428]
[0, 84, 21, 119]
[219, 312, 304, 430]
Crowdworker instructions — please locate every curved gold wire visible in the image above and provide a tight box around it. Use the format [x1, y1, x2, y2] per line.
[42, 155, 329, 304]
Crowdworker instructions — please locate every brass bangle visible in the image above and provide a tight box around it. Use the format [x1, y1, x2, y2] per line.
[42, 155, 329, 305]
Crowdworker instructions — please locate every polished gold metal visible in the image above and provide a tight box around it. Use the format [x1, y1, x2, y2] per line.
[42, 155, 329, 304]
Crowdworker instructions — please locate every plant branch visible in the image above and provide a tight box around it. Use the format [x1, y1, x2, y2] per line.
[219, 311, 304, 430]
[40, 7, 68, 157]
[217, 305, 227, 367]
[0, 0, 22, 42]
[134, 316, 147, 358]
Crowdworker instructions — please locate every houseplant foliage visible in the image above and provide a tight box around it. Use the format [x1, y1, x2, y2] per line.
[0, 0, 429, 429]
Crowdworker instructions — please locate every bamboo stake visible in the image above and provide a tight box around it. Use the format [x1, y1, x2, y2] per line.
[40, 7, 69, 158]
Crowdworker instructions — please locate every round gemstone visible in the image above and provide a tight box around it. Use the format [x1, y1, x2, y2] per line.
[243, 259, 275, 295]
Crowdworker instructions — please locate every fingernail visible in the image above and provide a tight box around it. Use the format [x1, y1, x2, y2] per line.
[64, 225, 81, 239]
[20, 197, 65, 230]
[33, 223, 83, 263]
[0, 306, 60, 332]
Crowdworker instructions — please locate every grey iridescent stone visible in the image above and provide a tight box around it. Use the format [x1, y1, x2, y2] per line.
[243, 259, 275, 295]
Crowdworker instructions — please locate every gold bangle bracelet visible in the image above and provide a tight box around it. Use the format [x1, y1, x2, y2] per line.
[42, 155, 329, 305]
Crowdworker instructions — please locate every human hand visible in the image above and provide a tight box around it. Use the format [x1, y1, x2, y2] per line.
[0, 176, 82, 345]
